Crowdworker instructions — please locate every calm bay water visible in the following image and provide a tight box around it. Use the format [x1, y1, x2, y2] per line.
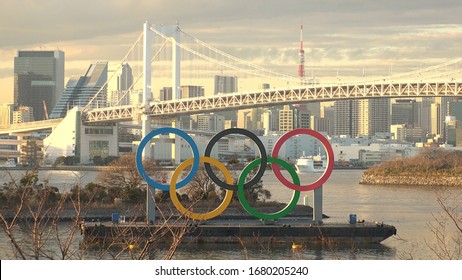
[0, 168, 460, 259]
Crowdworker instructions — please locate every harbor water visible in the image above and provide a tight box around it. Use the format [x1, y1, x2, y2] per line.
[0, 168, 459, 259]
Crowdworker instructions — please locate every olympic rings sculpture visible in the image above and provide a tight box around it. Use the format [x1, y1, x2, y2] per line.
[136, 127, 334, 221]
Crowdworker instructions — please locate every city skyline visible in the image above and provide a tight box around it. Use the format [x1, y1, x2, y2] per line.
[2, 0, 462, 104]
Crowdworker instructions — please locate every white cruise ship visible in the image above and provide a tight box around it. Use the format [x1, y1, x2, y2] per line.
[295, 152, 327, 173]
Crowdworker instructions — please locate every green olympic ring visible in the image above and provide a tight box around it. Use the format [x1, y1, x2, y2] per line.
[237, 157, 301, 220]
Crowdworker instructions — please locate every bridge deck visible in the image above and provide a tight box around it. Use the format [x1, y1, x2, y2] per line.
[82, 81, 462, 123]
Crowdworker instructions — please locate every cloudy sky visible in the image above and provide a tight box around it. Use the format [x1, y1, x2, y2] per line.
[1, 0, 462, 103]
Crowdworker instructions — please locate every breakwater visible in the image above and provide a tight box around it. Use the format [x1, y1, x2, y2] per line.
[359, 173, 462, 187]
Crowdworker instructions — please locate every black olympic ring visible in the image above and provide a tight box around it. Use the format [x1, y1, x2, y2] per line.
[203, 128, 268, 191]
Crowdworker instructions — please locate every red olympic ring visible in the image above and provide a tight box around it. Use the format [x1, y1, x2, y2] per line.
[271, 128, 334, 191]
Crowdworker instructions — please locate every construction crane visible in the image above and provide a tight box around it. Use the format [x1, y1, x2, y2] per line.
[42, 100, 49, 120]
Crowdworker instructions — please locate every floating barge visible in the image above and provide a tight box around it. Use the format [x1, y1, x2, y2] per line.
[80, 218, 397, 246]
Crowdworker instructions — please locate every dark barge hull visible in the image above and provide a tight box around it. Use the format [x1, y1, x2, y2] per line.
[81, 219, 397, 246]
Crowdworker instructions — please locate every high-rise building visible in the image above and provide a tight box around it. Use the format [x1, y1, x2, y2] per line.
[0, 104, 14, 126]
[279, 105, 294, 132]
[456, 122, 462, 147]
[430, 103, 441, 135]
[107, 63, 134, 106]
[305, 102, 321, 118]
[214, 75, 237, 95]
[334, 100, 359, 137]
[437, 96, 454, 140]
[420, 98, 433, 134]
[250, 86, 270, 132]
[449, 100, 462, 121]
[391, 99, 420, 128]
[237, 109, 252, 130]
[357, 100, 369, 136]
[214, 75, 238, 122]
[390, 124, 407, 141]
[117, 63, 133, 92]
[14, 50, 64, 121]
[296, 110, 311, 129]
[445, 116, 457, 146]
[311, 106, 334, 136]
[250, 108, 265, 132]
[197, 114, 225, 132]
[237, 107, 268, 132]
[181, 85, 205, 99]
[49, 62, 108, 118]
[262, 108, 279, 135]
[20, 140, 43, 166]
[160, 85, 204, 100]
[335, 99, 390, 137]
[368, 99, 390, 135]
[160, 87, 173, 101]
[12, 106, 34, 124]
[317, 106, 334, 136]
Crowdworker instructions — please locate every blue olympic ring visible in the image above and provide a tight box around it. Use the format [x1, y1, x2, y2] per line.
[135, 127, 200, 191]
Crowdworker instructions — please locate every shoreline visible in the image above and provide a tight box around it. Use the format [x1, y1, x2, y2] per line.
[360, 173, 462, 187]
[1, 166, 112, 171]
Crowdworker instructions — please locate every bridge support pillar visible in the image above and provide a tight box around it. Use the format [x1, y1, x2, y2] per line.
[143, 21, 156, 225]
[312, 185, 323, 224]
[172, 117, 181, 165]
[146, 186, 156, 225]
[142, 115, 156, 224]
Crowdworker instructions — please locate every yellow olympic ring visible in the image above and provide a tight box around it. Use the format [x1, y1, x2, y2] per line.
[169, 156, 234, 220]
